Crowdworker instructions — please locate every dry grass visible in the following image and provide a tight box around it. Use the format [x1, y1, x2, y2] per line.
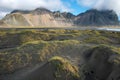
[0, 29, 120, 75]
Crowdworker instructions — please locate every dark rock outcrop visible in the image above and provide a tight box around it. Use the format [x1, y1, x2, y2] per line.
[62, 12, 75, 19]
[32, 8, 52, 14]
[11, 10, 31, 14]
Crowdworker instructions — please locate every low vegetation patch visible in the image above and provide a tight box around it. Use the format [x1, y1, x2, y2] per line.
[49, 56, 80, 79]
[0, 29, 120, 77]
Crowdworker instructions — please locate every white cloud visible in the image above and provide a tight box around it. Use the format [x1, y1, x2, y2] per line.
[0, 8, 10, 19]
[0, 0, 71, 11]
[0, 12, 9, 19]
[77, 0, 120, 15]
[0, 0, 72, 19]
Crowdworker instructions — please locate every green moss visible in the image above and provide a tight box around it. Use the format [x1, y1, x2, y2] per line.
[49, 56, 80, 79]
[83, 36, 113, 44]
[0, 29, 120, 75]
[0, 39, 81, 74]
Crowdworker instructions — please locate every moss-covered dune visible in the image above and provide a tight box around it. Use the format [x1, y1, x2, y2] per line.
[0, 29, 81, 49]
[0, 40, 82, 74]
[20, 56, 79, 80]
[0, 29, 120, 49]
[0, 29, 120, 80]
[80, 45, 120, 80]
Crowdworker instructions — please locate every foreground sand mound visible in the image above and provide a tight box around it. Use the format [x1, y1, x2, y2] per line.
[20, 56, 79, 80]
[81, 45, 120, 80]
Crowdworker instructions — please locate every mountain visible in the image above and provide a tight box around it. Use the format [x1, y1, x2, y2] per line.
[0, 20, 9, 27]
[0, 8, 119, 27]
[1, 8, 74, 27]
[74, 9, 119, 26]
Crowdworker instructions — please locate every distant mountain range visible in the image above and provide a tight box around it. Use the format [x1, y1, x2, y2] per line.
[0, 8, 119, 27]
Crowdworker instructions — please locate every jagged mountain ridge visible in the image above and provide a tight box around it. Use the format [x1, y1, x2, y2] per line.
[75, 9, 119, 26]
[1, 8, 74, 27]
[0, 8, 119, 27]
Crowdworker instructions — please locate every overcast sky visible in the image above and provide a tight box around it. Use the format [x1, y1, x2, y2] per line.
[0, 0, 120, 19]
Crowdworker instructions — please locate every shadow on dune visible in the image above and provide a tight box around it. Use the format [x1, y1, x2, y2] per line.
[19, 56, 79, 80]
[81, 45, 120, 80]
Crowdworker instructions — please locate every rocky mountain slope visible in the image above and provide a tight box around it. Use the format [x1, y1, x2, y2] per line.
[1, 8, 74, 27]
[0, 8, 119, 27]
[75, 9, 119, 26]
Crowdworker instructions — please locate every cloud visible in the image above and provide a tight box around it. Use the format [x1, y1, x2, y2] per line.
[0, 8, 11, 19]
[77, 0, 120, 15]
[0, 0, 72, 11]
[0, 12, 9, 19]
[0, 0, 72, 19]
